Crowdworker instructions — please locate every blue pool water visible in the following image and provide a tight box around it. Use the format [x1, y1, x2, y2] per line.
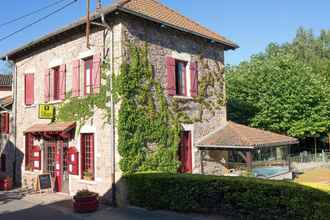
[252, 166, 289, 178]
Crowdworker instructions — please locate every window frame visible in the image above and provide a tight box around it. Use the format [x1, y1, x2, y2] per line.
[25, 134, 34, 170]
[175, 59, 188, 96]
[81, 133, 95, 180]
[0, 112, 9, 134]
[84, 57, 94, 96]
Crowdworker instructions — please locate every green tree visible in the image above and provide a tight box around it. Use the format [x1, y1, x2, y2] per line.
[226, 28, 330, 138]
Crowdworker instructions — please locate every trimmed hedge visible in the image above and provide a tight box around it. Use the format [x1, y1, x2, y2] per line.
[126, 173, 330, 220]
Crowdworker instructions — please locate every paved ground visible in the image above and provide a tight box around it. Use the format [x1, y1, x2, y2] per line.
[294, 167, 330, 183]
[294, 167, 330, 193]
[0, 190, 229, 220]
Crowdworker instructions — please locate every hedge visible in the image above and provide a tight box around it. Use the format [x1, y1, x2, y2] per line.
[126, 173, 330, 220]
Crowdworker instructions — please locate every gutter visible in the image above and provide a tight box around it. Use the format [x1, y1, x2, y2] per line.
[1, 3, 238, 60]
[117, 7, 239, 50]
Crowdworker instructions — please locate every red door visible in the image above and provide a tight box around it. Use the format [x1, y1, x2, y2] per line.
[179, 131, 192, 173]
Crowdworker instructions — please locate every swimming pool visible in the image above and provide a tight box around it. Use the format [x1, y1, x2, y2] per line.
[252, 166, 289, 178]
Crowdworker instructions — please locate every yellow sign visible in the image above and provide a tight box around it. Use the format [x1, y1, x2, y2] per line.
[38, 104, 55, 119]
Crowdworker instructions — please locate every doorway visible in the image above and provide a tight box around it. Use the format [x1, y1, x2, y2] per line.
[44, 139, 69, 193]
[179, 131, 192, 173]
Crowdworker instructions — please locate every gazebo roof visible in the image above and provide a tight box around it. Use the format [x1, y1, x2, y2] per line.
[197, 121, 298, 149]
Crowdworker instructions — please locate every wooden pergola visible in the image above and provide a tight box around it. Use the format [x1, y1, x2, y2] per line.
[197, 122, 299, 173]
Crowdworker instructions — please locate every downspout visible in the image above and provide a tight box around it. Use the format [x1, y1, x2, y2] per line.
[100, 13, 117, 207]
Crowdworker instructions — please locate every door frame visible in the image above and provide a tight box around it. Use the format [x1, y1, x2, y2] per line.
[43, 139, 69, 193]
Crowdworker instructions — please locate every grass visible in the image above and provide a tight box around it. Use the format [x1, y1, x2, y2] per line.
[297, 182, 330, 193]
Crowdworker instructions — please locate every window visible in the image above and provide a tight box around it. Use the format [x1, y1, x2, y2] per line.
[0, 112, 9, 134]
[25, 134, 34, 170]
[0, 154, 6, 172]
[175, 60, 187, 96]
[24, 74, 34, 105]
[81, 133, 94, 180]
[84, 58, 93, 96]
[166, 57, 198, 97]
[44, 65, 66, 102]
[53, 67, 60, 101]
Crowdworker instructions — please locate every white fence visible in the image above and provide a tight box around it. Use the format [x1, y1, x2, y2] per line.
[290, 151, 330, 171]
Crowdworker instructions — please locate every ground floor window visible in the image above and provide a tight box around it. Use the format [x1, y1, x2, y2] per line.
[81, 133, 94, 180]
[0, 154, 6, 172]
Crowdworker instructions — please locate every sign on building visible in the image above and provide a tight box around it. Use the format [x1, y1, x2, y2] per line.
[38, 104, 55, 119]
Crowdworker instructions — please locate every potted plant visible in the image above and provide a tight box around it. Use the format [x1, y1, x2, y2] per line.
[73, 189, 99, 213]
[83, 169, 94, 181]
[0, 172, 12, 191]
[25, 164, 33, 172]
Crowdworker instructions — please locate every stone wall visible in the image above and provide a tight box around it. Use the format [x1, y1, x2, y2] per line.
[14, 21, 122, 197]
[13, 11, 228, 197]
[120, 13, 227, 173]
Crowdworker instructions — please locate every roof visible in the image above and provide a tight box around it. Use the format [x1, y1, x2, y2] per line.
[0, 95, 13, 107]
[24, 122, 76, 134]
[0, 74, 12, 86]
[197, 121, 299, 149]
[1, 0, 238, 60]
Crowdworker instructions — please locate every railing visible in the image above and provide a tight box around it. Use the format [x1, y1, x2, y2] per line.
[290, 151, 330, 163]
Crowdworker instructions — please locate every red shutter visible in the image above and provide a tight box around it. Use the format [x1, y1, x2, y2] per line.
[92, 54, 101, 94]
[25, 134, 32, 168]
[59, 64, 66, 100]
[0, 113, 4, 133]
[72, 60, 80, 97]
[25, 74, 34, 105]
[166, 57, 176, 96]
[90, 134, 95, 179]
[44, 70, 50, 102]
[190, 62, 198, 97]
[80, 135, 85, 179]
[3, 112, 9, 134]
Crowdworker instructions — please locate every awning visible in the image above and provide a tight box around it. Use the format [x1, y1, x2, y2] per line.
[24, 122, 76, 139]
[0, 95, 13, 108]
[197, 121, 299, 150]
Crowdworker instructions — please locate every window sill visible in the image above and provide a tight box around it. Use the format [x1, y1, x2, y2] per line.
[173, 95, 193, 100]
[24, 104, 37, 109]
[79, 179, 97, 185]
[24, 170, 41, 174]
[46, 100, 63, 105]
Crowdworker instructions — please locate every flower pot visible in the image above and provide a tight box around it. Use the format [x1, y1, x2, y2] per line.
[73, 193, 99, 213]
[0, 177, 13, 191]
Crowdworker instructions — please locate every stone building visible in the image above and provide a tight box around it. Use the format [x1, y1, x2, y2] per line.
[0, 0, 237, 198]
[0, 74, 17, 184]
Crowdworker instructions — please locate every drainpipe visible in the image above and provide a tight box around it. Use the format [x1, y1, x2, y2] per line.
[100, 13, 117, 207]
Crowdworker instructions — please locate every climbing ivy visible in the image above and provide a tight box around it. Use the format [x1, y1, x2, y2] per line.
[56, 43, 225, 174]
[56, 60, 112, 129]
[113, 44, 182, 174]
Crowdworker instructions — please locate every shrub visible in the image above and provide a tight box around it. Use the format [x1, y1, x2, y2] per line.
[126, 173, 330, 220]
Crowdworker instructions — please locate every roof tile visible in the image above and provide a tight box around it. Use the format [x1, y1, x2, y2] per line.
[198, 121, 298, 148]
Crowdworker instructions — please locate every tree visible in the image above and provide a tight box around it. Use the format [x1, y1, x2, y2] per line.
[226, 28, 330, 138]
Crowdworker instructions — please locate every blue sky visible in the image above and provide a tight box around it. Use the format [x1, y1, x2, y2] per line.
[0, 0, 329, 72]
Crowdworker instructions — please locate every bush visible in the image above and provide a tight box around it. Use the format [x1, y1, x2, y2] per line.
[126, 173, 330, 220]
